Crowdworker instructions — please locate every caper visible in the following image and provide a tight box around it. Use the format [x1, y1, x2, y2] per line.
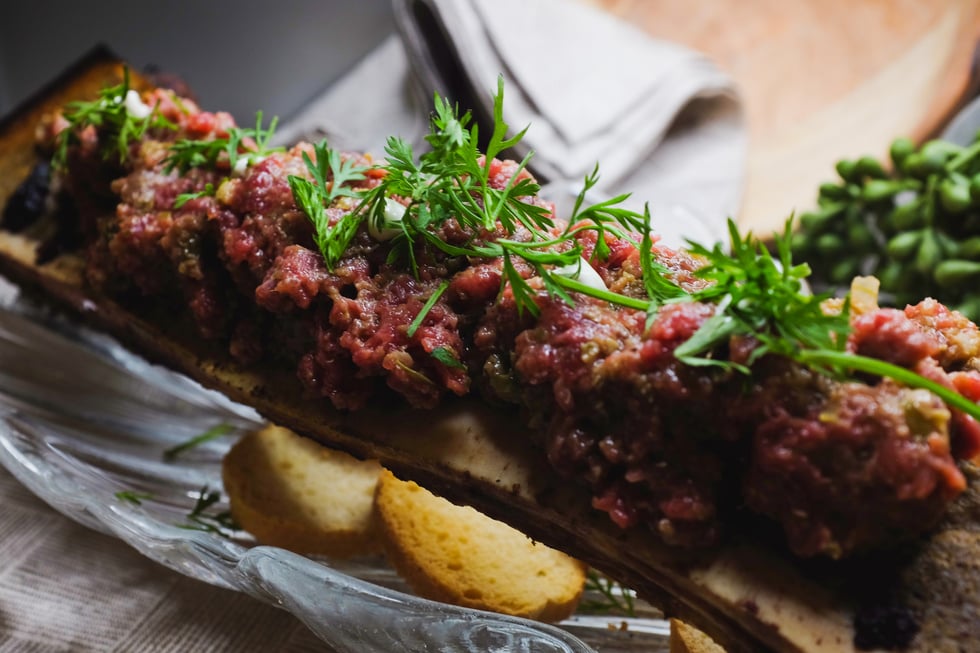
[886, 230, 924, 259]
[790, 231, 810, 254]
[877, 261, 905, 289]
[900, 153, 929, 179]
[940, 177, 972, 213]
[915, 229, 943, 275]
[862, 179, 901, 203]
[969, 173, 980, 201]
[819, 182, 848, 201]
[890, 137, 915, 167]
[889, 200, 924, 231]
[835, 159, 858, 183]
[956, 235, 980, 259]
[799, 206, 842, 233]
[934, 259, 980, 287]
[920, 139, 960, 166]
[856, 156, 887, 180]
[816, 232, 844, 257]
[847, 222, 875, 251]
[829, 258, 860, 284]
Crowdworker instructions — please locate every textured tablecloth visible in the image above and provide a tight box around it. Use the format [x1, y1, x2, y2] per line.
[0, 465, 336, 652]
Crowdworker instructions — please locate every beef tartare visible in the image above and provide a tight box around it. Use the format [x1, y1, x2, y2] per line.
[16, 76, 980, 560]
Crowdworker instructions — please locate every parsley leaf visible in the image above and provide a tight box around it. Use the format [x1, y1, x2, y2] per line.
[430, 346, 466, 369]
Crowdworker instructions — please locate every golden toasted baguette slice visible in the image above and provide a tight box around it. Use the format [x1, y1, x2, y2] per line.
[670, 619, 727, 653]
[2, 51, 979, 653]
[222, 424, 382, 558]
[374, 469, 587, 622]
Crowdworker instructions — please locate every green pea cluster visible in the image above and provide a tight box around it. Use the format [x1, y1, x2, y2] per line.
[791, 135, 980, 319]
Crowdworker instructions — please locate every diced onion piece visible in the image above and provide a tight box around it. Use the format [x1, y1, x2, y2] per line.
[123, 90, 152, 119]
[850, 276, 881, 316]
[553, 258, 607, 291]
[231, 154, 267, 178]
[368, 198, 406, 241]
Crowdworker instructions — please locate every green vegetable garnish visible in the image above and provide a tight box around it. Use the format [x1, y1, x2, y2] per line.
[288, 79, 980, 423]
[287, 140, 370, 269]
[429, 346, 466, 370]
[115, 490, 153, 506]
[53, 68, 176, 169]
[173, 182, 215, 209]
[178, 485, 239, 537]
[162, 111, 283, 175]
[163, 423, 234, 461]
[348, 77, 657, 317]
[581, 570, 637, 616]
[793, 132, 980, 320]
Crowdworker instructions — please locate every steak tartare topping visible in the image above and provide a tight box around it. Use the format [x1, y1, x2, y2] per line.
[24, 76, 980, 559]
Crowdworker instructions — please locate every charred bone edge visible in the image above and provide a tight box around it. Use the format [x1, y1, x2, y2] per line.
[0, 53, 976, 653]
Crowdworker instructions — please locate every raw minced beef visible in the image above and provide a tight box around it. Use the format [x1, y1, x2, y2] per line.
[38, 86, 980, 558]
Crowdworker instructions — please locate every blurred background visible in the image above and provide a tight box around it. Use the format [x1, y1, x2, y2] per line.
[0, 1, 395, 123]
[2, 0, 978, 234]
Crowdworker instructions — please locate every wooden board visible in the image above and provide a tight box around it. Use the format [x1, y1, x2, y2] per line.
[590, 0, 980, 234]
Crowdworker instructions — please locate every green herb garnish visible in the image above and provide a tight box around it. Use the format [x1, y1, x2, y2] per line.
[430, 346, 466, 369]
[581, 570, 636, 616]
[173, 182, 215, 209]
[54, 68, 176, 169]
[676, 219, 850, 371]
[287, 140, 371, 269]
[407, 280, 449, 338]
[353, 77, 654, 317]
[163, 423, 233, 461]
[115, 490, 153, 505]
[162, 111, 283, 175]
[673, 219, 980, 422]
[178, 485, 239, 537]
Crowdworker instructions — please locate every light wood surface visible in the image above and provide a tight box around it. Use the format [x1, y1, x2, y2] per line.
[591, 0, 980, 234]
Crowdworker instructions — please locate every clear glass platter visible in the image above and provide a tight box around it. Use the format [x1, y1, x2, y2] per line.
[0, 280, 670, 653]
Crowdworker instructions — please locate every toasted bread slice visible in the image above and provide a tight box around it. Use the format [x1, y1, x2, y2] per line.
[670, 619, 727, 653]
[2, 52, 979, 653]
[375, 469, 586, 622]
[222, 424, 383, 558]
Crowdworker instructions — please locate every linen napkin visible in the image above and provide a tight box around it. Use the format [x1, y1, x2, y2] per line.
[279, 0, 747, 247]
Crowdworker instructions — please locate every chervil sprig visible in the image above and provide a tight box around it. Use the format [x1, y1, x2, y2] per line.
[671, 219, 980, 423]
[162, 111, 283, 175]
[53, 68, 176, 169]
[674, 219, 849, 370]
[355, 77, 666, 317]
[287, 140, 371, 269]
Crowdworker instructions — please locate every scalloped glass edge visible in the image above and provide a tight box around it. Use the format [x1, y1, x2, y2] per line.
[0, 282, 669, 652]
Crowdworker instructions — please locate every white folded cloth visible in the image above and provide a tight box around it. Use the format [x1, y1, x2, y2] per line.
[279, 0, 746, 247]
